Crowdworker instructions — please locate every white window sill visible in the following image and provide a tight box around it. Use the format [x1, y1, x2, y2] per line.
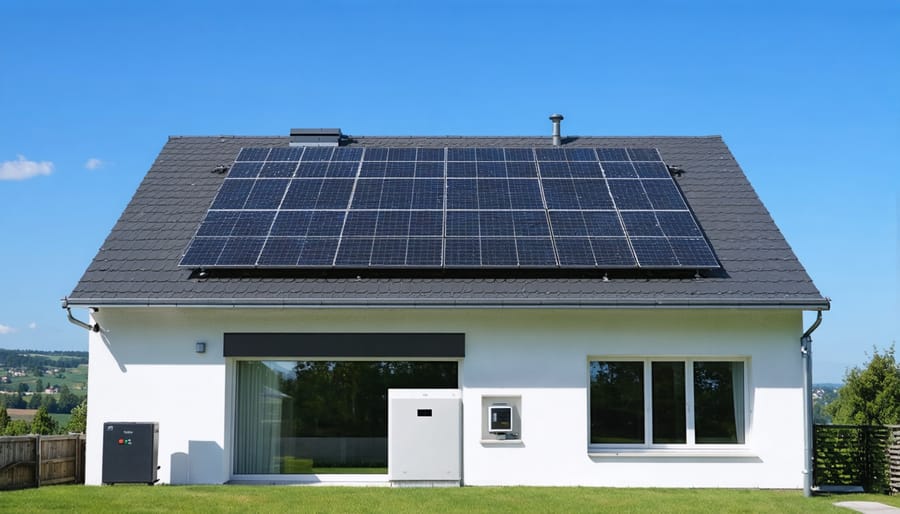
[481, 439, 525, 447]
[588, 448, 758, 459]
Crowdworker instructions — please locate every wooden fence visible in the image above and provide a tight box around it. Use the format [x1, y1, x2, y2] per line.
[814, 424, 900, 495]
[0, 435, 85, 490]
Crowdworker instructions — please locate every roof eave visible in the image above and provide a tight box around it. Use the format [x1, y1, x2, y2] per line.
[63, 297, 831, 311]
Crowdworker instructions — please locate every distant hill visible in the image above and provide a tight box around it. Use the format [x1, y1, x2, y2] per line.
[0, 349, 88, 414]
[812, 383, 841, 424]
[0, 349, 88, 369]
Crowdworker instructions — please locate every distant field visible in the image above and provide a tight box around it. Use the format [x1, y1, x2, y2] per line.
[7, 408, 37, 420]
[49, 364, 89, 392]
[2, 408, 69, 428]
[0, 364, 88, 393]
[22, 353, 85, 363]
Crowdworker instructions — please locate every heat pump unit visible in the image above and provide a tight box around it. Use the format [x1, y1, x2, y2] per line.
[102, 422, 159, 485]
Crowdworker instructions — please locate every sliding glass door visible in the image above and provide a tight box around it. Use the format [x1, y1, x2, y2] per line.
[234, 360, 458, 474]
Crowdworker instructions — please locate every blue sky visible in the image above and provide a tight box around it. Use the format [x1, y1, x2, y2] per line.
[0, 1, 896, 383]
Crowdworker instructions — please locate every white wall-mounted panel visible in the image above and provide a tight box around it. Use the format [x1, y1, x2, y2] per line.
[388, 389, 461, 483]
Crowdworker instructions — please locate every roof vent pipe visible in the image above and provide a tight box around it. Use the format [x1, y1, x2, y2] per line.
[549, 114, 564, 146]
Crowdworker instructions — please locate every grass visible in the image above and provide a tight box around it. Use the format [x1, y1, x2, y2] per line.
[1, 486, 899, 513]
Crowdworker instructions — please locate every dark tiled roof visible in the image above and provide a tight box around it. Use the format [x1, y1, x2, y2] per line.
[66, 135, 828, 309]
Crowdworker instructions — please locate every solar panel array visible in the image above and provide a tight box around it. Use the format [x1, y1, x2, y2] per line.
[179, 146, 719, 269]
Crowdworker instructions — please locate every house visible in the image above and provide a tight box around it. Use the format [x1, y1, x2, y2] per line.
[65, 120, 829, 487]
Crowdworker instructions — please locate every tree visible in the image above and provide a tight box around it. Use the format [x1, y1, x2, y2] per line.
[31, 406, 58, 435]
[0, 404, 9, 432]
[56, 386, 81, 413]
[4, 419, 29, 436]
[67, 400, 87, 434]
[2, 393, 25, 409]
[827, 344, 900, 425]
[39, 394, 58, 413]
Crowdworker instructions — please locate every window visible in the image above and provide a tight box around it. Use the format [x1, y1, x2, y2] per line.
[589, 359, 745, 447]
[234, 360, 458, 474]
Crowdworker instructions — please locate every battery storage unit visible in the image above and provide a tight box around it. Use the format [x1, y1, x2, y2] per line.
[102, 422, 159, 485]
[388, 389, 461, 486]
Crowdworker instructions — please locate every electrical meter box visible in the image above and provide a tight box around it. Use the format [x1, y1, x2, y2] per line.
[102, 422, 159, 485]
[388, 389, 461, 485]
[489, 404, 513, 433]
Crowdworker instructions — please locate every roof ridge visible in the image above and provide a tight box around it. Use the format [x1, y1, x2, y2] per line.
[166, 134, 724, 140]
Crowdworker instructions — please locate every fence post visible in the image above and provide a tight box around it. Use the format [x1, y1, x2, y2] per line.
[75, 435, 81, 484]
[812, 425, 818, 488]
[862, 425, 873, 493]
[34, 435, 41, 488]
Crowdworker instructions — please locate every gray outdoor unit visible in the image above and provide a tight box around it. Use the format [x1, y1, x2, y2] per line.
[102, 422, 159, 485]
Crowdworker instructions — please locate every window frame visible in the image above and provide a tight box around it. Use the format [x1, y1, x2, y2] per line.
[587, 356, 750, 453]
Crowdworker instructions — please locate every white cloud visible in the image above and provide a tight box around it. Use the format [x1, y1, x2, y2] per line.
[28, 322, 37, 330]
[0, 324, 15, 335]
[0, 155, 53, 181]
[84, 158, 104, 170]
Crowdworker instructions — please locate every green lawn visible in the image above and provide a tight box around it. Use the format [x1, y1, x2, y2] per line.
[2, 486, 898, 513]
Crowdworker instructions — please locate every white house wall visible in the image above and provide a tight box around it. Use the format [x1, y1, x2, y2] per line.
[84, 308, 803, 488]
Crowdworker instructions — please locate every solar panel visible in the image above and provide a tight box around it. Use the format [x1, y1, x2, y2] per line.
[258, 238, 304, 266]
[181, 146, 719, 270]
[267, 147, 305, 162]
[405, 238, 442, 266]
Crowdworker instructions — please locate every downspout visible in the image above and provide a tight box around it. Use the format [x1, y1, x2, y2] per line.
[801, 310, 823, 497]
[61, 298, 100, 332]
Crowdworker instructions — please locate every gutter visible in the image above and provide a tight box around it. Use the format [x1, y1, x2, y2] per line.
[61, 297, 832, 310]
[61, 298, 100, 332]
[801, 310, 824, 497]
